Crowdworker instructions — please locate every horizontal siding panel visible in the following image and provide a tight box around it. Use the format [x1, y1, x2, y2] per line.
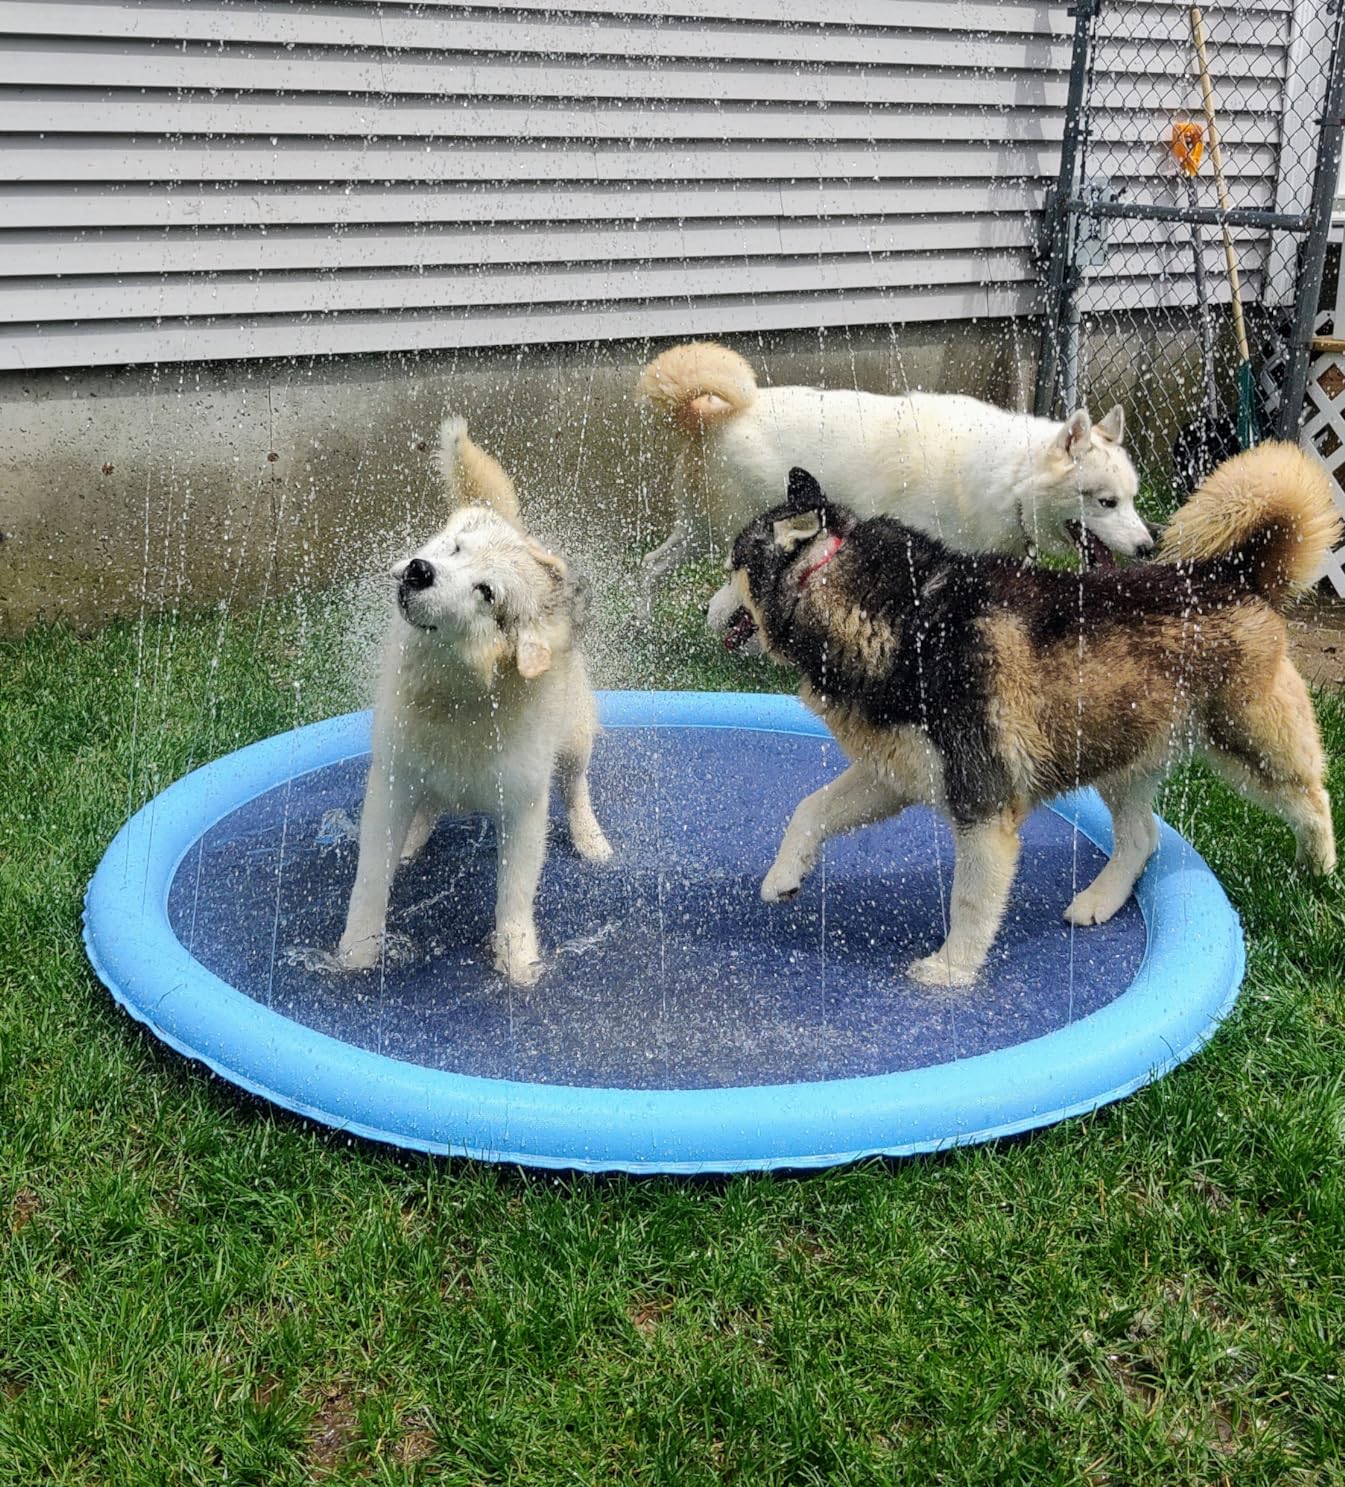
[0, 283, 1042, 370]
[0, 1, 1077, 45]
[310, 0, 1292, 23]
[0, 93, 1078, 145]
[0, 2, 1288, 58]
[2, 270, 1270, 373]
[0, 40, 1290, 94]
[355, 2, 1068, 27]
[1076, 270, 1268, 314]
[0, 216, 1274, 280]
[0, 180, 1048, 230]
[0, 138, 1086, 185]
[0, 92, 1280, 151]
[0, 216, 1041, 277]
[0, 249, 1043, 320]
[4, 242, 1268, 323]
[0, 44, 1076, 107]
[0, 30, 1093, 75]
[0, 9, 1083, 67]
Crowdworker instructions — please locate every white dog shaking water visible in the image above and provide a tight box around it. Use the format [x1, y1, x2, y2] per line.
[338, 418, 611, 985]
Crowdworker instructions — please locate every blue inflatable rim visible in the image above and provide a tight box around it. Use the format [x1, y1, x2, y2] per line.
[83, 690, 1245, 1175]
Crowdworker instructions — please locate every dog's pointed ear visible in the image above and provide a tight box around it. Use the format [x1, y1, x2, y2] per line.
[773, 509, 823, 548]
[515, 627, 552, 680]
[524, 538, 567, 582]
[1095, 404, 1125, 444]
[1054, 409, 1093, 458]
[785, 466, 829, 513]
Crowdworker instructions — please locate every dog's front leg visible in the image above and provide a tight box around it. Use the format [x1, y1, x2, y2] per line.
[908, 810, 1022, 987]
[762, 763, 908, 901]
[493, 791, 550, 985]
[337, 754, 423, 971]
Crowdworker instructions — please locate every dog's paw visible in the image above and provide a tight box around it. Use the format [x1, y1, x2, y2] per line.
[761, 860, 804, 902]
[497, 951, 543, 987]
[1063, 885, 1126, 927]
[1295, 839, 1336, 877]
[907, 952, 979, 988]
[335, 933, 380, 972]
[631, 585, 656, 625]
[493, 927, 543, 986]
[572, 820, 614, 864]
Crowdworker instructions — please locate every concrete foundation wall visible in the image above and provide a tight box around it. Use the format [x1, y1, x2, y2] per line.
[1, 320, 1044, 635]
[2, 311, 1217, 636]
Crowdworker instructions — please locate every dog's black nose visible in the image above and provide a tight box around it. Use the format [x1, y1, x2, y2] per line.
[1135, 538, 1155, 558]
[402, 557, 434, 590]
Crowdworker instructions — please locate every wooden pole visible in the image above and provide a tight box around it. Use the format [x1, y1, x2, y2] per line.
[1190, 6, 1251, 362]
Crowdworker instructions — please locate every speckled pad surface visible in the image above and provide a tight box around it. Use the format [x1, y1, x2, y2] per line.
[166, 726, 1145, 1092]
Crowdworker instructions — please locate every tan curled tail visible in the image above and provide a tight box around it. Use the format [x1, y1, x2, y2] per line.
[435, 415, 521, 526]
[1158, 440, 1342, 608]
[636, 341, 758, 435]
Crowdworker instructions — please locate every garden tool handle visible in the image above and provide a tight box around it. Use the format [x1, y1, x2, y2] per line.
[1190, 6, 1251, 363]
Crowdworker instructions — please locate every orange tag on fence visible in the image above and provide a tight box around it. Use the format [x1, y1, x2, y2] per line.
[1171, 121, 1204, 176]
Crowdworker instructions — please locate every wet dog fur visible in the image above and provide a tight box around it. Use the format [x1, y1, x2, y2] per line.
[337, 417, 611, 984]
[637, 341, 1154, 619]
[723, 442, 1338, 987]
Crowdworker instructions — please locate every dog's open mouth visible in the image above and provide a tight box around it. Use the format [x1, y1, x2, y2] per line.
[723, 607, 758, 652]
[1065, 520, 1117, 569]
[397, 591, 438, 631]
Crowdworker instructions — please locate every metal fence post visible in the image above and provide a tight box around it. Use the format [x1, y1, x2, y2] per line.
[1034, 0, 1099, 419]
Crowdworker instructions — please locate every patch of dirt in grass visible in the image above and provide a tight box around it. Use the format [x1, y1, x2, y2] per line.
[9, 1188, 39, 1232]
[628, 1297, 672, 1336]
[1190, 1169, 1232, 1212]
[1288, 592, 1345, 690]
[1170, 1403, 1246, 1456]
[437, 1242, 477, 1300]
[393, 1414, 437, 1467]
[1104, 1351, 1161, 1415]
[775, 1226, 832, 1264]
[306, 1382, 361, 1478]
[251, 1373, 286, 1409]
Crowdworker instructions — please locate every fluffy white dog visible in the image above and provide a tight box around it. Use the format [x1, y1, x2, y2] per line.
[636, 342, 1154, 620]
[337, 418, 611, 985]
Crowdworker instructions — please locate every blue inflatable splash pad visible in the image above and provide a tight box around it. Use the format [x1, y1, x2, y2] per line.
[84, 692, 1244, 1173]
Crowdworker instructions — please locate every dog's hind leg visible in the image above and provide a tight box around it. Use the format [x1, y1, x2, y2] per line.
[493, 793, 550, 985]
[338, 760, 423, 971]
[400, 801, 439, 864]
[637, 521, 710, 610]
[637, 450, 712, 615]
[762, 763, 908, 902]
[1064, 772, 1160, 926]
[908, 808, 1023, 988]
[558, 746, 612, 864]
[1202, 658, 1335, 875]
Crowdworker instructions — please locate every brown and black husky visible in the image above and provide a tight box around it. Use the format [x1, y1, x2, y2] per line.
[720, 443, 1339, 986]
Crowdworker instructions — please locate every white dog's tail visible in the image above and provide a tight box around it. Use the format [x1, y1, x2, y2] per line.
[435, 415, 521, 526]
[637, 341, 758, 435]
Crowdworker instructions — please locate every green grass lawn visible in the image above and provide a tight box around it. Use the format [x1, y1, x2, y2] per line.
[2, 578, 1344, 1487]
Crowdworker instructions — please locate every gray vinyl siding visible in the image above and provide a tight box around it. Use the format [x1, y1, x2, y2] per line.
[0, 0, 1304, 370]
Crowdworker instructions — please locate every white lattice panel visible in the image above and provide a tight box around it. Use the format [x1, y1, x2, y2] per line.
[1300, 317, 1345, 596]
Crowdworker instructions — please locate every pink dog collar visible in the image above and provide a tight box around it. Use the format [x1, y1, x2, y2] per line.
[797, 533, 845, 590]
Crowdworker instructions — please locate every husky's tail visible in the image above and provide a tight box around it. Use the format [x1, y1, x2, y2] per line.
[636, 341, 758, 435]
[435, 415, 521, 526]
[1158, 441, 1341, 609]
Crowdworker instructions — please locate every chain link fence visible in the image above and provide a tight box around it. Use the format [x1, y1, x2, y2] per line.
[1034, 0, 1344, 503]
